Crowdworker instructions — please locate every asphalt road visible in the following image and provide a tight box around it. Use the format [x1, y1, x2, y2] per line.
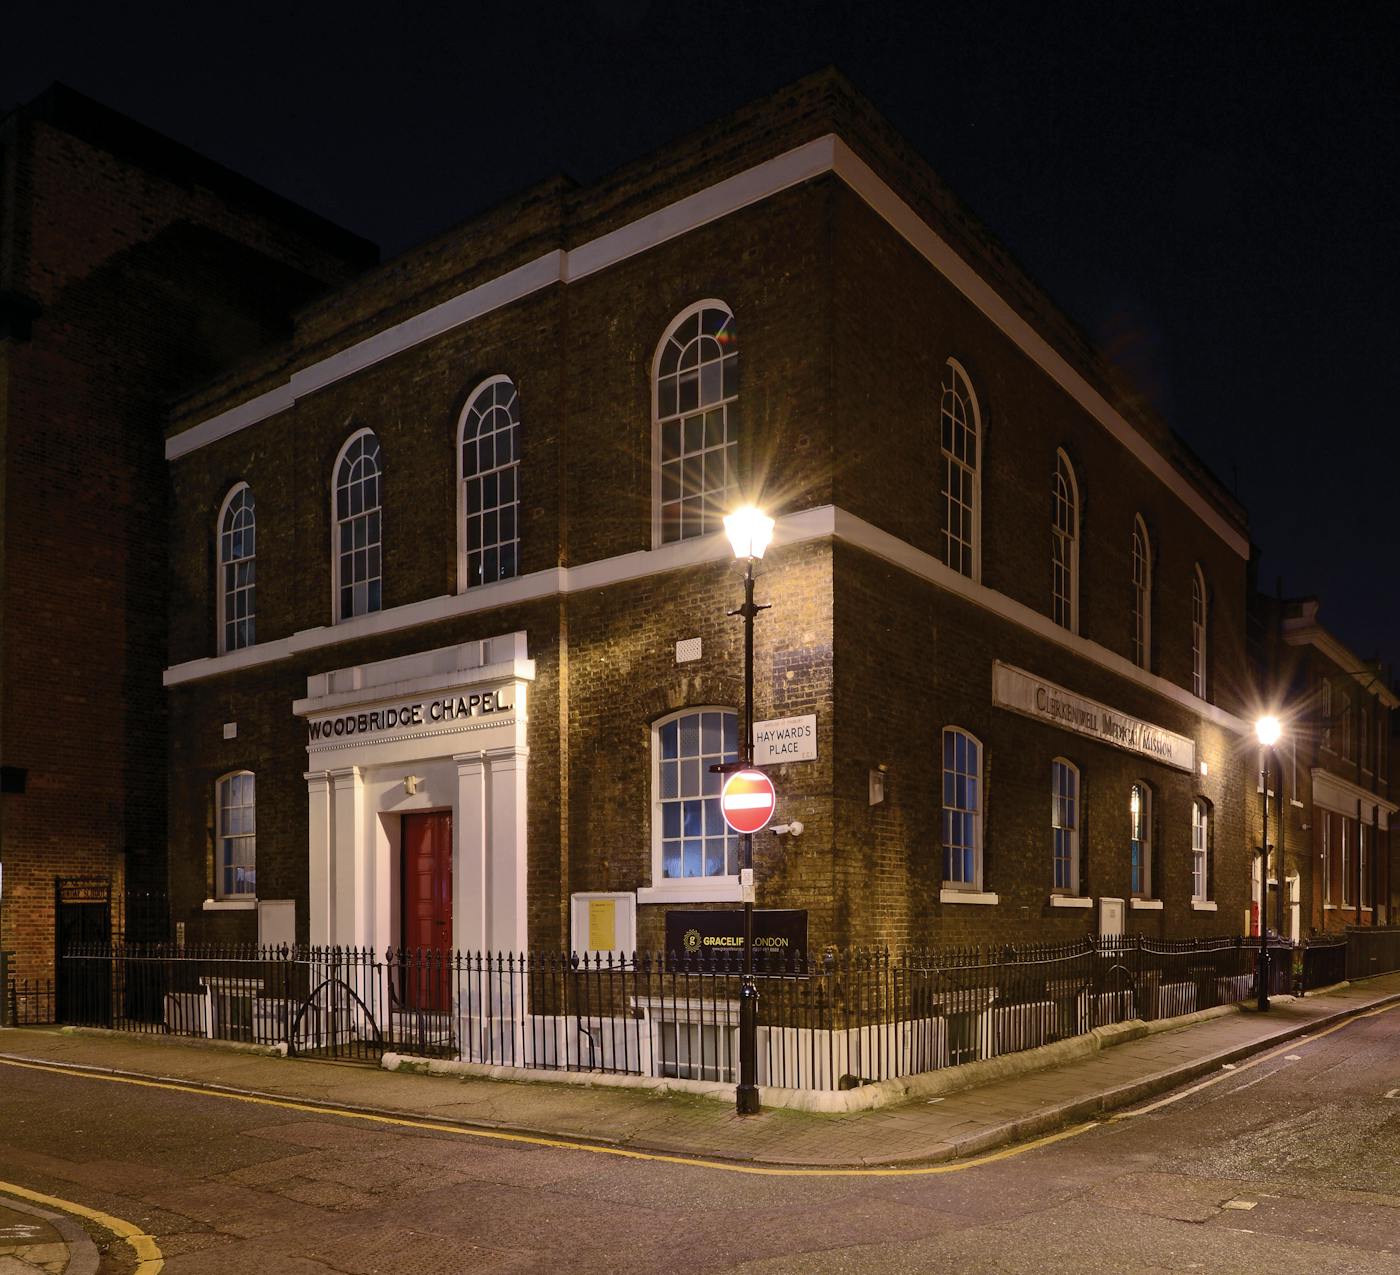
[2, 1009, 1399, 1274]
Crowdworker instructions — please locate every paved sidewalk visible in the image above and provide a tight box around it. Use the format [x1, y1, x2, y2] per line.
[4, 973, 1399, 1169]
[0, 1196, 99, 1275]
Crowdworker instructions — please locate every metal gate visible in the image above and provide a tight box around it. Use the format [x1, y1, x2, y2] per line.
[55, 877, 112, 1023]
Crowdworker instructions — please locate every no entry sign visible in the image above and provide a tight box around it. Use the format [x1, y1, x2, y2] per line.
[721, 768, 776, 835]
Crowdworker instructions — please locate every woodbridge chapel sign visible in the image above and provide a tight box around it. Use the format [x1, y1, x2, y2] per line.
[992, 662, 1195, 773]
[306, 688, 513, 743]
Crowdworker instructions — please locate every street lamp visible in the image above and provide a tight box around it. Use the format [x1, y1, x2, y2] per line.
[1255, 715, 1281, 1011]
[723, 504, 773, 1116]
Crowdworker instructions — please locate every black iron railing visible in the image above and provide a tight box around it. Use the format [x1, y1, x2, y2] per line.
[46, 936, 1260, 1089]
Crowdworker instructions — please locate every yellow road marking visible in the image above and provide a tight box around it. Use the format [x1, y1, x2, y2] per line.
[0, 1054, 1094, 1177]
[1, 999, 1394, 1182]
[1110, 999, 1400, 1121]
[0, 1177, 163, 1273]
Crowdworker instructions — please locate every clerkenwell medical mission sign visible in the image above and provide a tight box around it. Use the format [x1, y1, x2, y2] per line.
[992, 662, 1195, 773]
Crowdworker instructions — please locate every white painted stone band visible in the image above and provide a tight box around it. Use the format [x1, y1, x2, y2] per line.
[166, 132, 1247, 560]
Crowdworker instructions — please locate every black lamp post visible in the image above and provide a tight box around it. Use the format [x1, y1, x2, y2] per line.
[724, 505, 773, 1117]
[1256, 714, 1281, 1012]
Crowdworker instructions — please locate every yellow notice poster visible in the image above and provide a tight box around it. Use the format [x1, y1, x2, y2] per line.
[587, 898, 617, 951]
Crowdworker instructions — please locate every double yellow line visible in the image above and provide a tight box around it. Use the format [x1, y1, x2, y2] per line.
[0, 997, 1394, 1220]
[0, 1176, 163, 1273]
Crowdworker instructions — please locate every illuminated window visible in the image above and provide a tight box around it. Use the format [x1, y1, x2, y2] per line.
[1051, 759, 1079, 894]
[218, 484, 256, 653]
[1130, 783, 1152, 898]
[1192, 799, 1210, 902]
[216, 771, 256, 899]
[940, 360, 980, 579]
[654, 303, 737, 545]
[1132, 515, 1151, 668]
[1052, 451, 1078, 631]
[942, 728, 983, 889]
[458, 377, 521, 589]
[1191, 566, 1207, 698]
[333, 430, 382, 621]
[653, 708, 739, 881]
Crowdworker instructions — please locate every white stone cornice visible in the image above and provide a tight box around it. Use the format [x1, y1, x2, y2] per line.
[165, 132, 1245, 559]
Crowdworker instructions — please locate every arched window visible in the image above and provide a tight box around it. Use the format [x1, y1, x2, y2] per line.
[940, 360, 980, 579]
[1191, 565, 1207, 698]
[1052, 450, 1078, 632]
[652, 708, 740, 882]
[1130, 782, 1152, 898]
[654, 302, 737, 546]
[333, 430, 382, 621]
[1340, 694, 1354, 761]
[216, 770, 256, 899]
[1051, 758, 1079, 895]
[1192, 799, 1210, 902]
[218, 483, 256, 653]
[942, 727, 983, 889]
[458, 376, 521, 590]
[1132, 515, 1151, 669]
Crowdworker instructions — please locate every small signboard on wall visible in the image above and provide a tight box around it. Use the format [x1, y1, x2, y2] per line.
[664, 908, 809, 971]
[752, 715, 817, 764]
[570, 892, 637, 959]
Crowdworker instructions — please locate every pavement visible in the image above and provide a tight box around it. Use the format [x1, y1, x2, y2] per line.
[2, 972, 1399, 1273]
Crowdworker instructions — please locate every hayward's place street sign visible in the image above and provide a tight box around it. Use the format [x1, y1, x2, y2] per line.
[992, 661, 1195, 773]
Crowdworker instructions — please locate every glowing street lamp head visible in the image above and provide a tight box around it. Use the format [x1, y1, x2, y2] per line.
[1255, 715, 1282, 747]
[724, 506, 774, 561]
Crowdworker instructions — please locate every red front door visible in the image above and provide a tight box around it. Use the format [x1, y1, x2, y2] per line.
[402, 811, 453, 1009]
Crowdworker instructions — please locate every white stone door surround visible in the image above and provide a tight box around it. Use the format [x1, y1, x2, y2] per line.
[296, 632, 533, 955]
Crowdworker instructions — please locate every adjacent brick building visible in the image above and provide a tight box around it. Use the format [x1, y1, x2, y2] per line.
[0, 85, 374, 987]
[1247, 593, 1393, 939]
[160, 70, 1257, 959]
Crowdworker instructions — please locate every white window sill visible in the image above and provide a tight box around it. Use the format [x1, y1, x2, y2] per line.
[203, 898, 256, 911]
[1129, 898, 1163, 911]
[1049, 895, 1093, 908]
[637, 881, 742, 905]
[1190, 900, 1218, 912]
[940, 888, 999, 906]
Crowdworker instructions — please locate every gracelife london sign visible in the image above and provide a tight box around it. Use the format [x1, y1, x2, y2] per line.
[992, 662, 1195, 773]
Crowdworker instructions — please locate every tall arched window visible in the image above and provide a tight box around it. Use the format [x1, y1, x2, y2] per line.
[942, 727, 983, 889]
[1191, 565, 1207, 698]
[1052, 450, 1079, 631]
[333, 430, 382, 621]
[1192, 798, 1210, 902]
[652, 708, 740, 883]
[458, 376, 521, 590]
[1051, 758, 1079, 895]
[940, 359, 981, 579]
[1130, 782, 1152, 898]
[218, 483, 256, 653]
[1132, 515, 1151, 669]
[216, 770, 256, 899]
[654, 302, 737, 546]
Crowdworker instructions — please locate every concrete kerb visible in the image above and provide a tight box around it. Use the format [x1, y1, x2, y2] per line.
[57, 1024, 288, 1058]
[872, 986, 1400, 1169]
[383, 1003, 1241, 1115]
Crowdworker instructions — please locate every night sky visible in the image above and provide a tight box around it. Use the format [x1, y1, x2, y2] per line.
[7, 3, 1398, 671]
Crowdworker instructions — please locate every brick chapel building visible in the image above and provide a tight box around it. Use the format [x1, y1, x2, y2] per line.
[0, 85, 374, 986]
[159, 70, 1258, 959]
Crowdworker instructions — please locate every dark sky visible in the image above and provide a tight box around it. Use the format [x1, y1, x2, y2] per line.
[7, 2, 1398, 670]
